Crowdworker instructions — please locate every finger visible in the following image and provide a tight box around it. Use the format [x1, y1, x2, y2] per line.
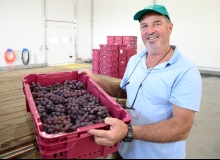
[104, 117, 116, 125]
[87, 129, 102, 137]
[93, 135, 113, 146]
[88, 129, 117, 146]
[87, 129, 109, 137]
[78, 69, 85, 74]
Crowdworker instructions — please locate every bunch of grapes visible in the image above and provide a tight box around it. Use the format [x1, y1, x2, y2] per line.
[30, 80, 112, 134]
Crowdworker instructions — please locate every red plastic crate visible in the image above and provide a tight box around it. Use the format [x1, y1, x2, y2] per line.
[118, 50, 127, 57]
[99, 66, 118, 72]
[92, 65, 99, 70]
[118, 50, 136, 58]
[118, 44, 137, 50]
[36, 134, 117, 159]
[99, 44, 119, 50]
[100, 56, 118, 61]
[124, 44, 137, 50]
[119, 49, 124, 55]
[119, 55, 127, 61]
[92, 49, 100, 54]
[114, 36, 123, 41]
[134, 37, 137, 41]
[119, 60, 127, 67]
[118, 71, 125, 79]
[99, 50, 119, 56]
[22, 71, 131, 159]
[114, 40, 123, 45]
[107, 36, 115, 40]
[118, 65, 126, 72]
[118, 45, 126, 50]
[124, 50, 137, 57]
[99, 60, 118, 64]
[123, 40, 136, 45]
[107, 40, 114, 45]
[122, 36, 137, 41]
[92, 53, 100, 57]
[92, 59, 99, 66]
[92, 54, 99, 60]
[99, 61, 118, 68]
[99, 71, 118, 78]
[92, 68, 99, 74]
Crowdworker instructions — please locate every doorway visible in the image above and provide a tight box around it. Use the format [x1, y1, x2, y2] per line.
[45, 0, 76, 65]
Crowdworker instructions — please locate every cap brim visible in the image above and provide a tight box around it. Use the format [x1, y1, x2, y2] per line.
[133, 9, 168, 21]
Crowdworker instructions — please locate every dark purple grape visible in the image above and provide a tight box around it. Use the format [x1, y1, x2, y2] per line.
[64, 124, 72, 132]
[48, 128, 53, 134]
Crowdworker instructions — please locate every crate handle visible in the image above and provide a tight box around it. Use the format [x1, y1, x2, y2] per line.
[38, 71, 71, 78]
[77, 123, 107, 133]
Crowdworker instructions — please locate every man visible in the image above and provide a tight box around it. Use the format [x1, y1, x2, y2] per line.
[78, 4, 202, 159]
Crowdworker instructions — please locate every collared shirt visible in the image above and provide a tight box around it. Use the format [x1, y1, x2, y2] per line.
[118, 45, 202, 159]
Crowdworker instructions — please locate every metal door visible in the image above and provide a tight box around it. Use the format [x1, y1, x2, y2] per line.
[45, 0, 76, 65]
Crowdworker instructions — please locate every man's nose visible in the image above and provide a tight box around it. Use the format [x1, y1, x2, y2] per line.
[146, 26, 155, 34]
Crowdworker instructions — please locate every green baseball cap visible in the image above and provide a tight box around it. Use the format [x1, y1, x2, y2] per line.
[133, 4, 171, 21]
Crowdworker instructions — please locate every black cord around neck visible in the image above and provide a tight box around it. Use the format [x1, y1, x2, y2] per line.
[129, 47, 172, 110]
[116, 47, 172, 110]
[141, 47, 171, 84]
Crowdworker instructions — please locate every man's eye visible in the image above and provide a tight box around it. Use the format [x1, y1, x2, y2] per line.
[154, 23, 161, 26]
[141, 25, 147, 28]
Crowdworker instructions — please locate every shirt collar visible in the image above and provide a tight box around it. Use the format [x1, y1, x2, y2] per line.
[138, 45, 181, 69]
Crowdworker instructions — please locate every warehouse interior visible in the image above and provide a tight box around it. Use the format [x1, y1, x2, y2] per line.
[0, 0, 220, 159]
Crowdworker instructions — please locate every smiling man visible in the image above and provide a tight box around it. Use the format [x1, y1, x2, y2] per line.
[78, 4, 202, 159]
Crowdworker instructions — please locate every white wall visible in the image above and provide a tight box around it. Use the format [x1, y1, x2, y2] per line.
[93, 0, 153, 52]
[157, 0, 220, 69]
[76, 0, 92, 60]
[0, 0, 44, 70]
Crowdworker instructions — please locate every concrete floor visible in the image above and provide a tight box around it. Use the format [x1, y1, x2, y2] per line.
[186, 74, 220, 159]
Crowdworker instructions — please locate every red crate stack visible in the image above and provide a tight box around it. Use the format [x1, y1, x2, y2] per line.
[92, 35, 137, 79]
[92, 49, 100, 74]
[107, 36, 115, 45]
[99, 44, 119, 78]
[114, 36, 123, 45]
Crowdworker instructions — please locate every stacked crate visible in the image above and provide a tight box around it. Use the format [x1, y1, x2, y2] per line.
[98, 44, 119, 78]
[92, 35, 137, 79]
[92, 49, 99, 74]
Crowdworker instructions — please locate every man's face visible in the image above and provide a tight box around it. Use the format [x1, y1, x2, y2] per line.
[140, 12, 173, 51]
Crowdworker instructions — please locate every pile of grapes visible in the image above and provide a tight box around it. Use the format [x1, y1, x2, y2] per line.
[30, 80, 112, 134]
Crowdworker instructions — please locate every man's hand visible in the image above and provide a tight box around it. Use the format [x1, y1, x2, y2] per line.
[87, 117, 128, 146]
[78, 69, 99, 82]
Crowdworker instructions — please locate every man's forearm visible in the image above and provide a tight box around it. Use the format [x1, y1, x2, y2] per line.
[95, 77, 125, 98]
[133, 116, 193, 143]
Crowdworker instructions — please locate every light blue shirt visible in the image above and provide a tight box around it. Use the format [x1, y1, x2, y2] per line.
[118, 45, 202, 159]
